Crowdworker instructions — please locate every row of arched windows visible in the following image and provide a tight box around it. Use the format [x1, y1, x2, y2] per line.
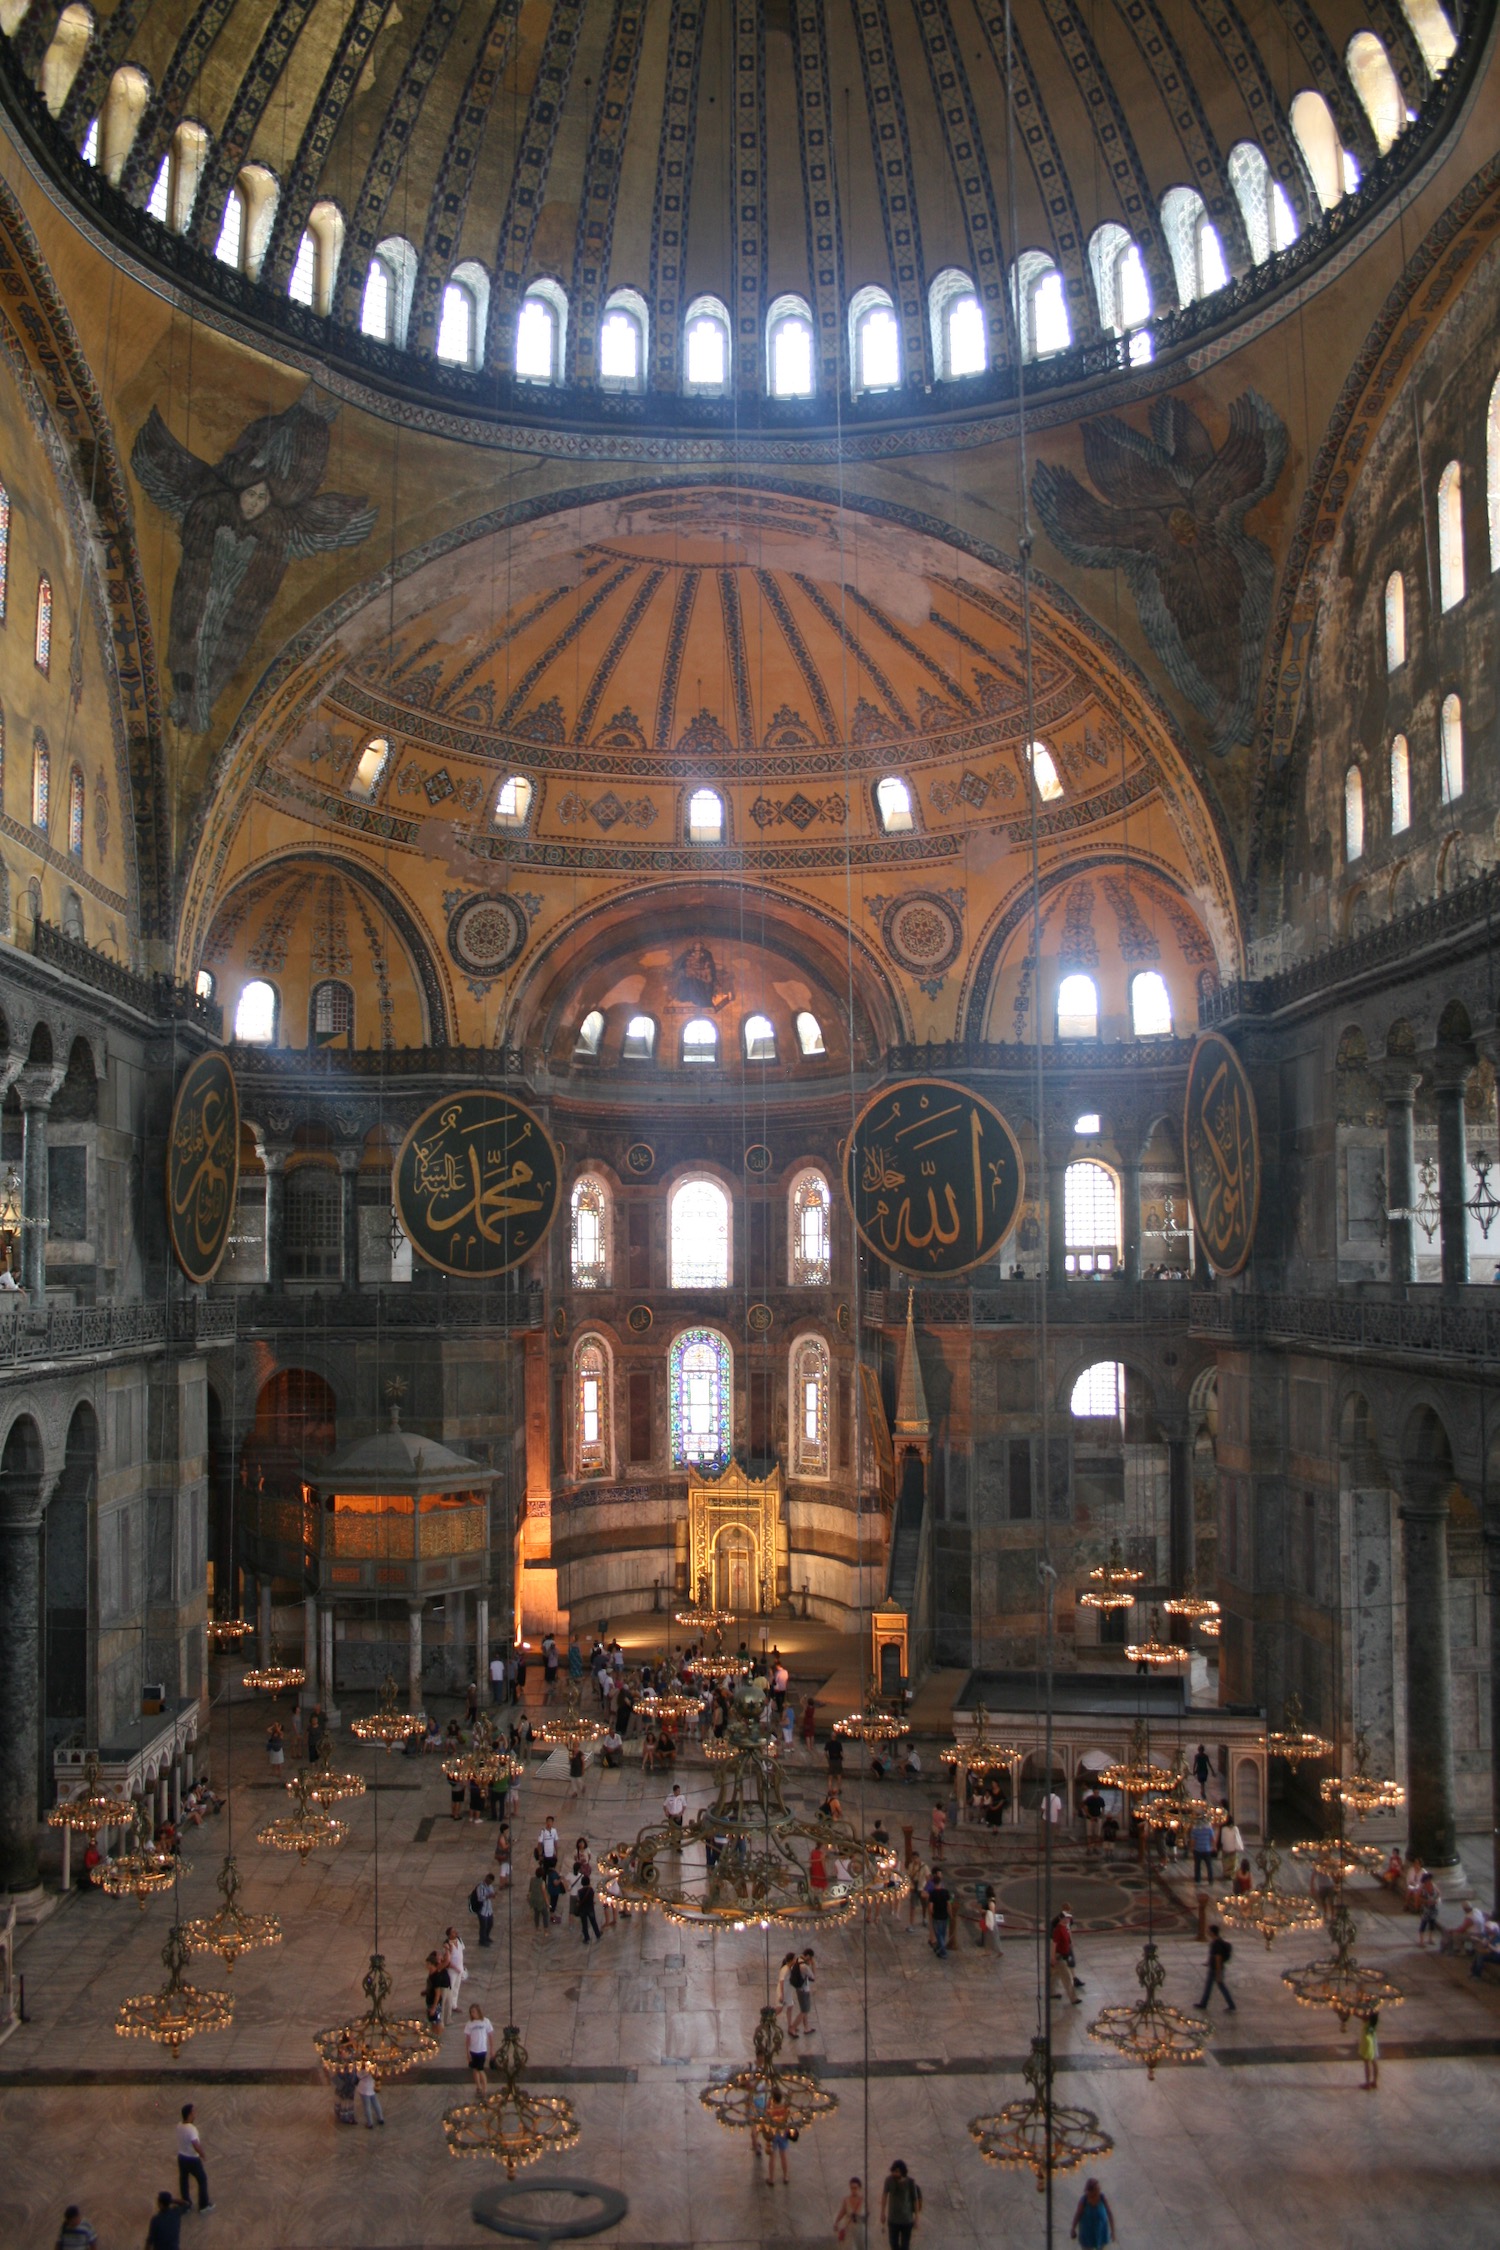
[0, 481, 53, 675]
[1344, 701, 1463, 862]
[571, 1325, 832, 1480]
[0, 695, 86, 865]
[230, 978, 354, 1047]
[1381, 379, 1500, 676]
[574, 1008, 826, 1067]
[53, 7, 1454, 387]
[1059, 971, 1175, 1042]
[570, 1170, 831, 1291]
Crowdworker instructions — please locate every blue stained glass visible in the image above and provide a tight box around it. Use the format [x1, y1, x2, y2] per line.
[670, 1326, 732, 1473]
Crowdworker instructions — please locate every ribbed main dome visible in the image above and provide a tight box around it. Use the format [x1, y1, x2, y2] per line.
[6, 0, 1469, 410]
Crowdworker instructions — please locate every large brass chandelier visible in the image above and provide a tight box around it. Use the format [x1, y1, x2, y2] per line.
[676, 1585, 736, 1632]
[442, 1713, 526, 1791]
[182, 1853, 282, 1970]
[1099, 1721, 1174, 1800]
[833, 1685, 910, 1749]
[314, 1950, 440, 2078]
[350, 1674, 426, 1751]
[1090, 1941, 1211, 2079]
[1163, 1572, 1221, 1626]
[205, 1613, 253, 1647]
[943, 1703, 1025, 1770]
[536, 1682, 605, 1759]
[970, 2035, 1113, 2188]
[47, 1754, 130, 1837]
[115, 1922, 234, 2056]
[700, 2004, 838, 2138]
[1319, 1732, 1405, 1819]
[1124, 1608, 1188, 1668]
[1077, 1538, 1143, 1611]
[1218, 1847, 1324, 1950]
[1290, 1837, 1385, 1883]
[1282, 1901, 1404, 2028]
[242, 1641, 306, 1695]
[257, 1769, 348, 1863]
[302, 1738, 368, 1805]
[91, 1805, 186, 1908]
[598, 1683, 898, 1929]
[1266, 1692, 1334, 1768]
[443, 2022, 582, 2176]
[636, 1681, 700, 1731]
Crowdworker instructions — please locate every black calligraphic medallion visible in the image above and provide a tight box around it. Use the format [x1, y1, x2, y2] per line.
[843, 1078, 1023, 1275]
[1183, 1033, 1260, 1277]
[394, 1090, 561, 1277]
[166, 1051, 240, 1284]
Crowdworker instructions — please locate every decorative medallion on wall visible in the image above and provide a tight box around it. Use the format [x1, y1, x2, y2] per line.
[1183, 1033, 1260, 1278]
[627, 1304, 653, 1333]
[166, 1051, 240, 1285]
[393, 1090, 561, 1277]
[625, 1142, 655, 1175]
[870, 890, 965, 996]
[746, 1303, 773, 1334]
[551, 1308, 568, 1340]
[836, 1303, 852, 1332]
[844, 1078, 1024, 1276]
[447, 893, 528, 978]
[745, 1144, 773, 1174]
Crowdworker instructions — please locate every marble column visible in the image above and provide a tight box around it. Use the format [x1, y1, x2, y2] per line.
[1119, 1156, 1142, 1283]
[1167, 1430, 1194, 1591]
[338, 1147, 361, 1288]
[301, 1594, 318, 1712]
[1432, 1055, 1473, 1295]
[1401, 1472, 1460, 1870]
[263, 1150, 288, 1293]
[1374, 1062, 1421, 1287]
[408, 1601, 423, 1711]
[1046, 1161, 1067, 1285]
[450, 1589, 468, 1693]
[0, 1467, 45, 1898]
[476, 1595, 490, 1685]
[320, 1607, 339, 1721]
[16, 1066, 60, 1300]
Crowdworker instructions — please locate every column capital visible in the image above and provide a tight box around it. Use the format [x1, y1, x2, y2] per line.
[14, 1063, 63, 1110]
[0, 1477, 45, 1533]
[335, 1145, 362, 1175]
[1370, 1059, 1422, 1104]
[1399, 1475, 1451, 1523]
[1424, 1045, 1476, 1096]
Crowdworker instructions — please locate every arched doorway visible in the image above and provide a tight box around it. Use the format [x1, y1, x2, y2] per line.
[43, 1403, 94, 1776]
[712, 1524, 756, 1614]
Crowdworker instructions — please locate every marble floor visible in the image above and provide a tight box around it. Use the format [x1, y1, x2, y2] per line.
[2, 1677, 1497, 2250]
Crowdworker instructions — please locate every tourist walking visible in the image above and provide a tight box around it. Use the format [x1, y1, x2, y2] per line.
[777, 1950, 799, 2033]
[528, 1860, 552, 1934]
[929, 1801, 946, 1857]
[1197, 1923, 1236, 2012]
[423, 1951, 450, 2027]
[789, 1948, 815, 2035]
[356, 2063, 385, 2127]
[763, 2087, 792, 2184]
[663, 1781, 687, 1832]
[1190, 1815, 1217, 1885]
[881, 2161, 922, 2250]
[1050, 1910, 1081, 2004]
[1193, 1742, 1212, 1793]
[174, 2106, 213, 2212]
[471, 1872, 496, 1945]
[330, 2037, 358, 2126]
[55, 2205, 98, 2248]
[1070, 2176, 1116, 2246]
[906, 1855, 928, 1928]
[928, 1873, 952, 1958]
[265, 1723, 284, 1775]
[834, 2177, 868, 2244]
[577, 1870, 602, 1944]
[465, 2003, 495, 2090]
[441, 1926, 465, 2019]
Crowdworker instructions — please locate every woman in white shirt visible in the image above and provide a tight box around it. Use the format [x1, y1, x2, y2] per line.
[464, 2002, 495, 2092]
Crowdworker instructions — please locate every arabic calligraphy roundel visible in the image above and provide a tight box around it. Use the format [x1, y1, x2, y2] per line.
[393, 1090, 561, 1277]
[167, 1051, 240, 1285]
[843, 1078, 1024, 1277]
[1183, 1033, 1260, 1278]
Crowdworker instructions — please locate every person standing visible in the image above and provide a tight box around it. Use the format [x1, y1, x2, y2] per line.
[490, 1650, 505, 1705]
[928, 1801, 946, 1858]
[790, 1948, 816, 2036]
[471, 1873, 496, 1946]
[265, 1722, 284, 1775]
[763, 2087, 792, 2185]
[1050, 1911, 1081, 2005]
[1070, 2176, 1116, 2246]
[464, 2003, 495, 2091]
[355, 2063, 384, 2128]
[538, 1816, 560, 1881]
[577, 1870, 602, 1945]
[801, 1696, 817, 1753]
[1193, 1742, 1213, 1794]
[174, 2105, 213, 2212]
[145, 2191, 189, 2250]
[423, 1951, 450, 2027]
[1359, 2008, 1380, 2089]
[880, 2160, 922, 2250]
[663, 1782, 687, 1833]
[331, 2036, 359, 2126]
[1189, 1816, 1217, 1885]
[442, 1926, 466, 2020]
[55, 2206, 98, 2248]
[777, 1950, 799, 2034]
[928, 1873, 952, 1959]
[1197, 1923, 1236, 2012]
[1082, 1788, 1105, 1855]
[527, 1859, 552, 1935]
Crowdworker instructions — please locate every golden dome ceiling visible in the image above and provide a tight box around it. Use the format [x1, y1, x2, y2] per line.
[7, 0, 1467, 413]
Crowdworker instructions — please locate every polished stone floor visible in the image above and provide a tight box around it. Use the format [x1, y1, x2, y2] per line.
[2, 1669, 1497, 2250]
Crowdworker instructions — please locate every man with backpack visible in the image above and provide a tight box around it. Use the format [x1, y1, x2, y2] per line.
[469, 1873, 495, 1947]
[1198, 1922, 1236, 2011]
[880, 2160, 922, 2250]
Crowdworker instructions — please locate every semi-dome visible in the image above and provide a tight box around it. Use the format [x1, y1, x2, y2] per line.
[2, 0, 1473, 423]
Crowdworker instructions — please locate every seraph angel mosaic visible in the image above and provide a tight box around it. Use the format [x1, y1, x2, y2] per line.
[1032, 391, 1287, 757]
[131, 386, 376, 733]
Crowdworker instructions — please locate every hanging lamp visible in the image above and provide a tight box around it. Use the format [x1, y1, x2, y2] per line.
[47, 1753, 131, 1837]
[1089, 1941, 1211, 2078]
[242, 1641, 306, 1695]
[1266, 1691, 1333, 1768]
[1282, 1900, 1404, 2027]
[699, 2003, 838, 2138]
[91, 1803, 187, 1908]
[1319, 1732, 1405, 1819]
[969, 2034, 1113, 2188]
[1123, 1608, 1189, 1669]
[443, 2021, 581, 2174]
[1218, 1847, 1325, 1949]
[256, 1769, 347, 1863]
[1077, 1537, 1144, 1611]
[350, 1673, 426, 1751]
[182, 1852, 281, 1970]
[1162, 1571, 1220, 1624]
[115, 1921, 233, 2056]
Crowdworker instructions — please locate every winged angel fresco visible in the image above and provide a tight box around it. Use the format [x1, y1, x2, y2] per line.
[1032, 391, 1287, 756]
[131, 386, 376, 733]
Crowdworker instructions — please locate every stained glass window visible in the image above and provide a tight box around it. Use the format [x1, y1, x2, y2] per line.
[575, 1336, 609, 1475]
[31, 730, 48, 831]
[789, 1169, 831, 1285]
[1064, 1160, 1120, 1273]
[570, 1175, 609, 1288]
[67, 766, 83, 858]
[789, 1334, 829, 1477]
[670, 1327, 732, 1472]
[0, 481, 10, 620]
[34, 575, 51, 673]
[670, 1177, 730, 1287]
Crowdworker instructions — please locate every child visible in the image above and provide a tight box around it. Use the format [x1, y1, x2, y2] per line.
[1359, 2009, 1380, 2091]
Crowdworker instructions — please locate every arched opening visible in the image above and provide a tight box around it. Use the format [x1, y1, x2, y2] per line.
[670, 1178, 730, 1287]
[45, 1403, 96, 1775]
[516, 278, 567, 382]
[670, 1327, 732, 1471]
